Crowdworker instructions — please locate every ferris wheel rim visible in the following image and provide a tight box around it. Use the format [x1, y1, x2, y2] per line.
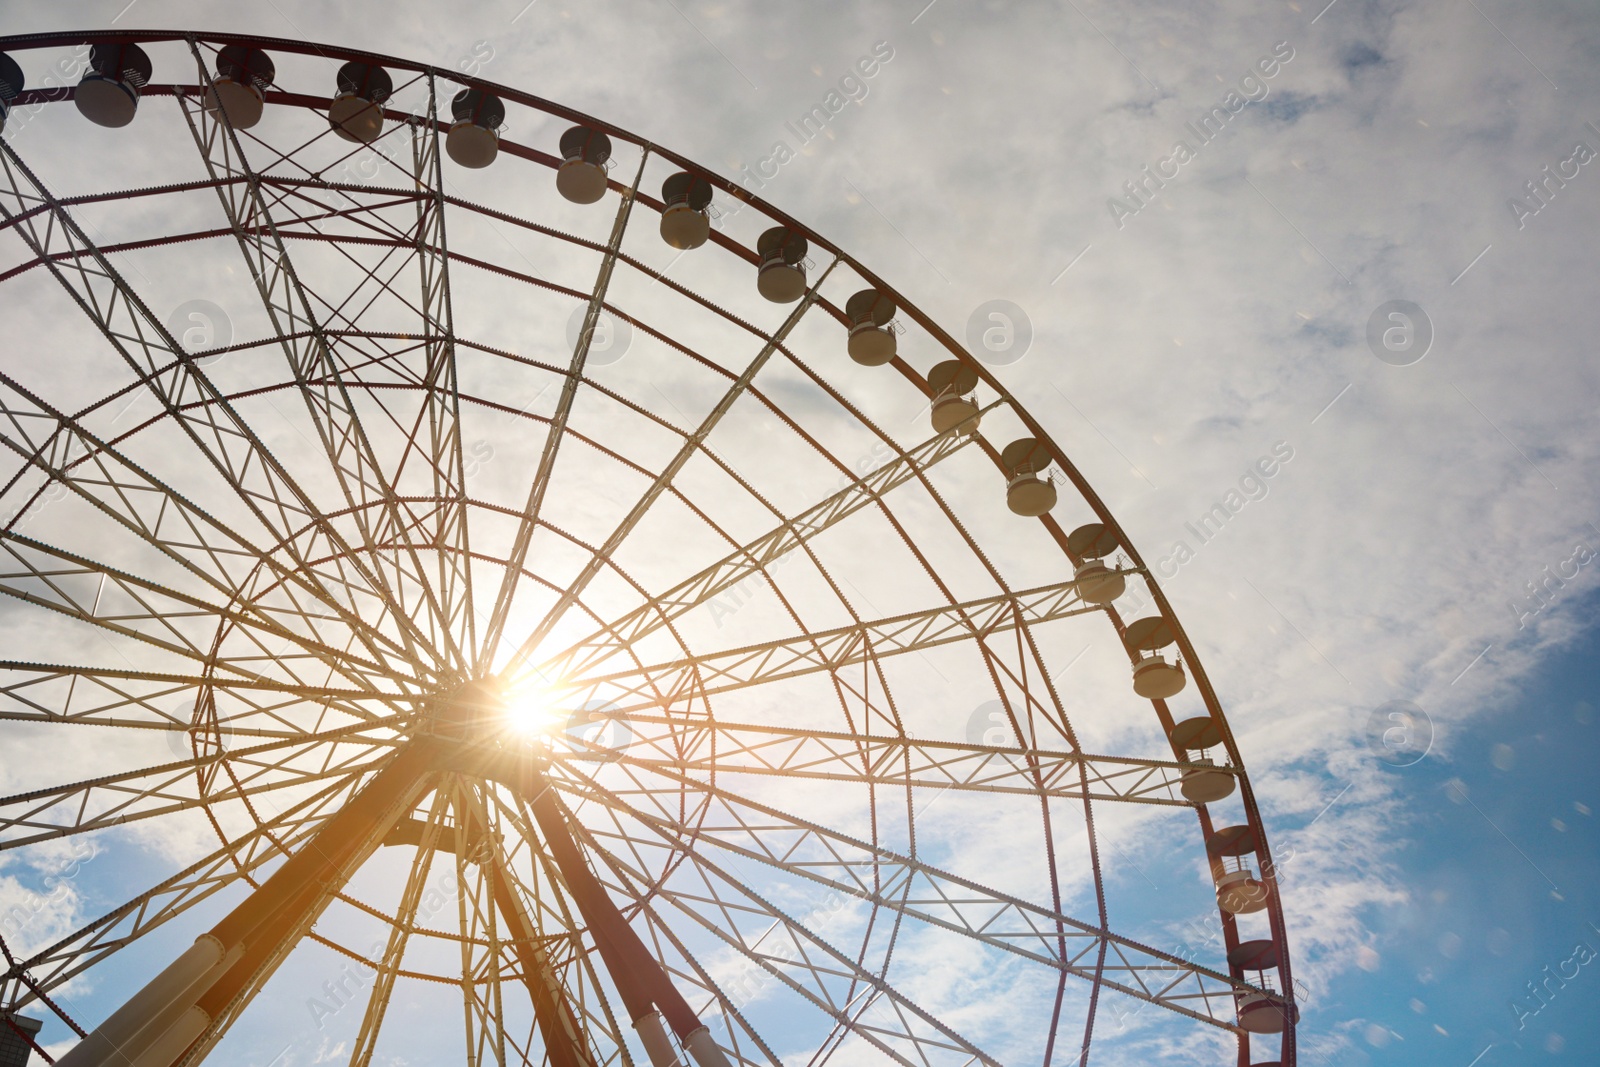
[0, 27, 1297, 1065]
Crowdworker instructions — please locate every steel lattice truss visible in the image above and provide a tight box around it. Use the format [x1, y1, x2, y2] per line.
[0, 29, 1297, 1067]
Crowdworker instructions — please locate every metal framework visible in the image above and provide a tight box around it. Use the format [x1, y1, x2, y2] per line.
[0, 29, 1296, 1067]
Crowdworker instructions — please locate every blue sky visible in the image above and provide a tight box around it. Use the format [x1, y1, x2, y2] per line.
[1323, 596, 1600, 1065]
[1, 1, 1599, 1065]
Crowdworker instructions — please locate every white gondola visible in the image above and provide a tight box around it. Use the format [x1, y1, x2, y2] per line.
[845, 289, 896, 366]
[1072, 560, 1122, 604]
[76, 43, 151, 128]
[1215, 866, 1269, 914]
[1210, 824, 1268, 913]
[1068, 523, 1125, 604]
[660, 172, 713, 249]
[0, 52, 23, 133]
[927, 360, 981, 434]
[1228, 938, 1292, 1035]
[1228, 938, 1280, 973]
[1172, 717, 1238, 795]
[1179, 756, 1236, 803]
[1000, 438, 1056, 516]
[1168, 716, 1222, 752]
[1005, 471, 1056, 515]
[203, 45, 273, 130]
[557, 125, 612, 204]
[329, 62, 391, 144]
[1132, 651, 1185, 698]
[1170, 716, 1234, 803]
[1125, 615, 1185, 698]
[1236, 990, 1295, 1034]
[447, 88, 504, 168]
[755, 226, 808, 302]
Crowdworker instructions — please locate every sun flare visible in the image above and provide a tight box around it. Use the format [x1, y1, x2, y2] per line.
[502, 684, 565, 735]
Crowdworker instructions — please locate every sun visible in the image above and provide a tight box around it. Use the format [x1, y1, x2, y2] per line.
[501, 681, 566, 735]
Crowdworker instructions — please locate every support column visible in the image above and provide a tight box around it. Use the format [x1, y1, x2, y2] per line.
[56, 742, 438, 1067]
[456, 790, 597, 1067]
[503, 756, 731, 1067]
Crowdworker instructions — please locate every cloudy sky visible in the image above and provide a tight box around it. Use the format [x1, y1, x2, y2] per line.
[0, 1, 1598, 1066]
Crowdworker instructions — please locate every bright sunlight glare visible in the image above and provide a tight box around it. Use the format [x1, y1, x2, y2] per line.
[502, 684, 566, 735]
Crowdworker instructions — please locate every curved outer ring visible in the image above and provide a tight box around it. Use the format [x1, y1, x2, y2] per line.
[0, 28, 1296, 1065]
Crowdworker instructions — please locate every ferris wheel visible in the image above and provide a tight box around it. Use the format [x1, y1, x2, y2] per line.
[0, 30, 1298, 1067]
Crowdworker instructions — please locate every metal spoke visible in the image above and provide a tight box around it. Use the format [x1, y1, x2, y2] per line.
[0, 772, 357, 1005]
[554, 785, 999, 1067]
[0, 744, 392, 853]
[530, 401, 1003, 687]
[0, 140, 443, 687]
[0, 369, 419, 681]
[477, 151, 651, 671]
[348, 786, 452, 1067]
[0, 661, 405, 730]
[0, 529, 403, 692]
[448, 777, 508, 1067]
[503, 255, 841, 679]
[411, 74, 477, 667]
[569, 576, 1109, 709]
[176, 55, 462, 675]
[565, 714, 1218, 806]
[0, 717, 401, 848]
[555, 760, 1260, 1032]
